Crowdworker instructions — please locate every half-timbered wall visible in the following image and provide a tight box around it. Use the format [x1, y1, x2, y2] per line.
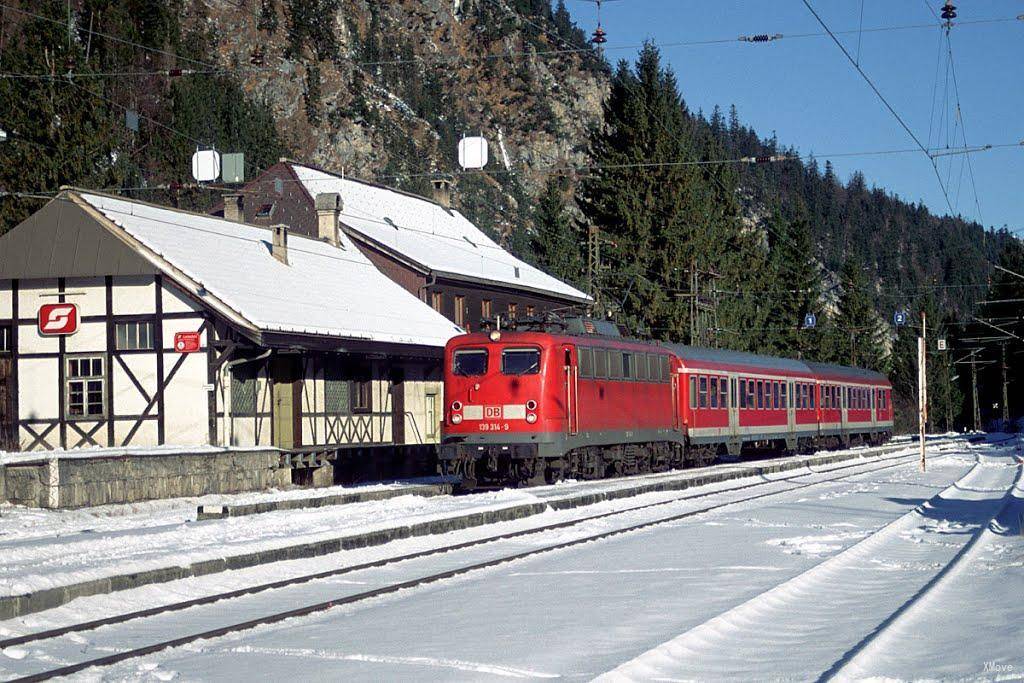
[2, 275, 209, 451]
[218, 354, 443, 449]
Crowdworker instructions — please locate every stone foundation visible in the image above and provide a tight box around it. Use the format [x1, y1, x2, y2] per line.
[2, 449, 291, 509]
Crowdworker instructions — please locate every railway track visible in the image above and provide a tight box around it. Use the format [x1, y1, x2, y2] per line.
[0, 442, 967, 682]
[597, 437, 1023, 682]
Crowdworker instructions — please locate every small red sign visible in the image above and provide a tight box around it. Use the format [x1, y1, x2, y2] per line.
[38, 303, 79, 336]
[173, 331, 201, 353]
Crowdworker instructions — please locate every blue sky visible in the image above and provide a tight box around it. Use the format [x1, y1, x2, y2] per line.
[564, 1, 1022, 234]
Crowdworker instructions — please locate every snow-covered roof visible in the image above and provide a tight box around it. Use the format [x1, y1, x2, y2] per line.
[77, 192, 463, 348]
[287, 163, 590, 303]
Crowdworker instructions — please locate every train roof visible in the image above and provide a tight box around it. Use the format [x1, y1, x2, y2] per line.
[803, 361, 890, 385]
[663, 345, 812, 374]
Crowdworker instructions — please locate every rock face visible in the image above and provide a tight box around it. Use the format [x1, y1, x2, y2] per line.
[188, 0, 607, 241]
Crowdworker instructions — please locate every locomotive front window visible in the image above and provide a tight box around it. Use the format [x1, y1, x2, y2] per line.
[453, 349, 488, 376]
[501, 348, 540, 375]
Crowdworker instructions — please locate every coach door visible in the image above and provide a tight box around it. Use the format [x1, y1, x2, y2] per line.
[563, 346, 578, 436]
[727, 375, 739, 436]
[787, 380, 796, 434]
[840, 386, 849, 434]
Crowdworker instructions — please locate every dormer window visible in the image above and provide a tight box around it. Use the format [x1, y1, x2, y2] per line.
[255, 202, 275, 219]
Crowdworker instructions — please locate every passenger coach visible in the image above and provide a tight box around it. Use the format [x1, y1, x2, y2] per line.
[440, 321, 893, 488]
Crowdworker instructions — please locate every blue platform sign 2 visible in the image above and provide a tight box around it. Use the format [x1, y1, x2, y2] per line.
[803, 312, 817, 329]
[894, 311, 908, 326]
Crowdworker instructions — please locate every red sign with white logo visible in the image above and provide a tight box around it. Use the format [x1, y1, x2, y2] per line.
[38, 303, 79, 336]
[173, 331, 201, 353]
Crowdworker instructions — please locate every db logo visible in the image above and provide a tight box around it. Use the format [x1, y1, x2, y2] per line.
[38, 303, 79, 336]
[484, 406, 502, 419]
[173, 332, 201, 353]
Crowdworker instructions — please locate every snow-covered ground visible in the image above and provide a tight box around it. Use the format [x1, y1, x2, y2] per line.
[0, 435, 1017, 681]
[0, 440, 930, 598]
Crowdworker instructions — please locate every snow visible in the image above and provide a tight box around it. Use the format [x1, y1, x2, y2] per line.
[1, 435, 1018, 681]
[78, 192, 462, 347]
[0, 444, 252, 466]
[289, 164, 590, 302]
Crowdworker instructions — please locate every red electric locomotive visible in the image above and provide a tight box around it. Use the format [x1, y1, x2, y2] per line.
[439, 319, 892, 488]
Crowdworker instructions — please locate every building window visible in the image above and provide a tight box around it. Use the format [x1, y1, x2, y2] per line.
[526, 305, 535, 318]
[67, 356, 105, 418]
[0, 325, 10, 353]
[352, 378, 372, 412]
[431, 292, 444, 313]
[231, 363, 259, 415]
[481, 299, 492, 319]
[426, 391, 439, 439]
[454, 295, 465, 327]
[115, 321, 154, 350]
[508, 302, 517, 320]
[324, 362, 351, 415]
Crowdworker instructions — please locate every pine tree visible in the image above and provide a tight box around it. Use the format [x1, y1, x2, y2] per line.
[532, 175, 584, 286]
[577, 44, 762, 343]
[825, 258, 888, 370]
[761, 204, 825, 358]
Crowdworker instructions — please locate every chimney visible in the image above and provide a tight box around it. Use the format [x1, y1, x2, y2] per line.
[222, 192, 244, 222]
[315, 192, 343, 247]
[271, 224, 289, 265]
[431, 177, 452, 209]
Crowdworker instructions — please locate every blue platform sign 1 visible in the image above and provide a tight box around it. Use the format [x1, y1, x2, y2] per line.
[894, 311, 908, 326]
[803, 312, 817, 329]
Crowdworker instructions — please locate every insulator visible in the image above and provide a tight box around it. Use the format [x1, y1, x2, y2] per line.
[168, 68, 183, 77]
[591, 26, 607, 45]
[941, 2, 956, 20]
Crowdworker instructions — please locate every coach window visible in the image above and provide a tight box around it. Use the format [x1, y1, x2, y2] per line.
[771, 381, 779, 410]
[720, 376, 728, 408]
[755, 380, 763, 410]
[747, 379, 756, 408]
[453, 349, 488, 376]
[699, 376, 708, 408]
[578, 347, 594, 378]
[738, 379, 746, 408]
[502, 348, 541, 375]
[594, 348, 609, 378]
[609, 350, 624, 379]
[781, 381, 788, 409]
[689, 376, 697, 408]
[634, 354, 647, 381]
[709, 377, 719, 408]
[622, 352, 633, 380]
[67, 356, 105, 418]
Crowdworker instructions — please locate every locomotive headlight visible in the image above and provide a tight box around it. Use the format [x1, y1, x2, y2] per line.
[526, 413, 537, 424]
[526, 399, 537, 411]
[489, 330, 501, 342]
[451, 413, 463, 425]
[451, 400, 462, 412]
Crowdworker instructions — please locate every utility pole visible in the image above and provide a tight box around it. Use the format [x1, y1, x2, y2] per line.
[1001, 343, 1009, 427]
[970, 350, 981, 432]
[918, 310, 927, 471]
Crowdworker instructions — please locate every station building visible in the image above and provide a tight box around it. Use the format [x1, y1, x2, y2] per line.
[0, 189, 462, 471]
[222, 160, 590, 328]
